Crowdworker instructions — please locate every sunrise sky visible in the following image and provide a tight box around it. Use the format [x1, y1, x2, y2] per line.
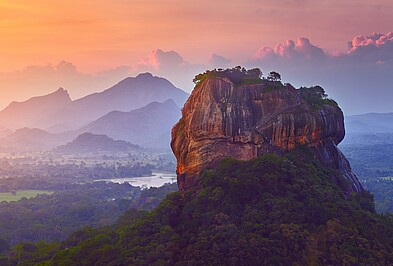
[1, 0, 392, 114]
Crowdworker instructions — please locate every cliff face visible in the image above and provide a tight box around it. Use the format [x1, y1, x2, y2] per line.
[171, 77, 363, 193]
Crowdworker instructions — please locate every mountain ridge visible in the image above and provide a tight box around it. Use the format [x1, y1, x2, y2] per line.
[0, 88, 72, 130]
[54, 132, 139, 154]
[345, 112, 393, 134]
[0, 73, 188, 132]
[79, 99, 181, 149]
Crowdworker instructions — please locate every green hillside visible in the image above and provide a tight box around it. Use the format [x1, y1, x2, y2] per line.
[3, 149, 393, 265]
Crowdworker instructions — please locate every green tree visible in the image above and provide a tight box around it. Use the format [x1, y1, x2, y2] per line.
[268, 71, 281, 81]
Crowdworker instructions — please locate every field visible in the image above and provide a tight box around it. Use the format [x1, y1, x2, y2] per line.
[0, 190, 53, 202]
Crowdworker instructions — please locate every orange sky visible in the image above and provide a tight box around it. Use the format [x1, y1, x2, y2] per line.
[1, 0, 391, 72]
[0, 0, 392, 113]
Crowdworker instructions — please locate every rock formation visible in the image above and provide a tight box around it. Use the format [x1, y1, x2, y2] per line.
[171, 74, 363, 193]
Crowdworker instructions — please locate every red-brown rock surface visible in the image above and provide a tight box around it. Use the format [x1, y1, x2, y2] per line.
[171, 77, 362, 193]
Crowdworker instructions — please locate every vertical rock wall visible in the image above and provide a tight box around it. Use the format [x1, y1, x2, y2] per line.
[171, 78, 362, 193]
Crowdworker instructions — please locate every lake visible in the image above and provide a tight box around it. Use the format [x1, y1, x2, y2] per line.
[98, 172, 177, 188]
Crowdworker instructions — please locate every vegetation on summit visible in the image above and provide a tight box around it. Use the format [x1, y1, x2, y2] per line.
[300, 85, 339, 109]
[192, 67, 338, 109]
[193, 66, 282, 86]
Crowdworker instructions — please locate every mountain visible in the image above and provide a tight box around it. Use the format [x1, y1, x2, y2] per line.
[345, 112, 393, 134]
[79, 99, 181, 149]
[0, 88, 71, 130]
[171, 70, 362, 193]
[0, 98, 182, 152]
[39, 73, 189, 131]
[341, 113, 393, 145]
[0, 73, 189, 132]
[54, 132, 139, 154]
[0, 127, 73, 152]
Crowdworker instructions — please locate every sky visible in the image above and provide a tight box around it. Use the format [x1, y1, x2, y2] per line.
[0, 0, 392, 114]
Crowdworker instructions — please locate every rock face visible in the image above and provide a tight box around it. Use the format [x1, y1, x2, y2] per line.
[171, 77, 363, 193]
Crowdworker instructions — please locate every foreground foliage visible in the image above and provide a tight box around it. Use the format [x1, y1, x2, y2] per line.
[3, 151, 393, 265]
[0, 182, 177, 249]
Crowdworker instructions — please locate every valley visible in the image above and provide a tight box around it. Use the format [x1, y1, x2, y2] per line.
[0, 148, 178, 247]
[0, 73, 184, 252]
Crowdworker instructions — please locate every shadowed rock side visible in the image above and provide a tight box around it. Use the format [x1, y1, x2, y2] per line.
[171, 77, 363, 193]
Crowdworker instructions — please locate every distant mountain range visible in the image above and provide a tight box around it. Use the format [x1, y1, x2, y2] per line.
[54, 133, 140, 154]
[342, 113, 393, 145]
[0, 127, 72, 152]
[0, 73, 188, 132]
[0, 73, 187, 151]
[345, 113, 393, 134]
[79, 99, 181, 148]
[0, 88, 72, 130]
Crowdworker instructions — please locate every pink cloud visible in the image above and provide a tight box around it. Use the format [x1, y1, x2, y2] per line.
[208, 53, 231, 68]
[255, 37, 326, 65]
[345, 32, 393, 64]
[250, 33, 393, 114]
[349, 32, 393, 50]
[133, 49, 204, 91]
[135, 49, 188, 70]
[255, 33, 393, 66]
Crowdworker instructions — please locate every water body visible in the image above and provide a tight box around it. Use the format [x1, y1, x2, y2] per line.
[98, 172, 177, 188]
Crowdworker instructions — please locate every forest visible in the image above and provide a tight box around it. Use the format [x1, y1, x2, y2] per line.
[341, 141, 393, 213]
[0, 149, 178, 258]
[3, 149, 393, 265]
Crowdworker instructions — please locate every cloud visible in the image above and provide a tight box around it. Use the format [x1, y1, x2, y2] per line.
[2, 33, 393, 115]
[349, 32, 393, 50]
[254, 32, 393, 66]
[255, 37, 327, 66]
[250, 33, 393, 114]
[0, 49, 200, 112]
[133, 49, 204, 91]
[208, 53, 231, 68]
[344, 32, 393, 64]
[0, 61, 131, 109]
[134, 49, 188, 71]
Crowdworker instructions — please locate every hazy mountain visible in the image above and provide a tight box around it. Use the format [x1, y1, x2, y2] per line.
[0, 98, 182, 152]
[0, 88, 71, 130]
[0, 127, 74, 152]
[345, 112, 393, 134]
[0, 73, 188, 132]
[42, 73, 188, 131]
[54, 132, 139, 154]
[79, 99, 181, 149]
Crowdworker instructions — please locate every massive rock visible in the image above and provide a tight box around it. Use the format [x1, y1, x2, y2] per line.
[171, 77, 363, 193]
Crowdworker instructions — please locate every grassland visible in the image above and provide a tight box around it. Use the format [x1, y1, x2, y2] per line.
[0, 190, 53, 202]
